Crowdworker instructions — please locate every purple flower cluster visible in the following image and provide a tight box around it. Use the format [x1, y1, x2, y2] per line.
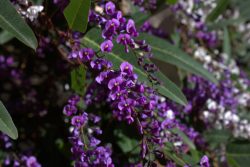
[86, 59, 205, 163]
[0, 55, 20, 79]
[2, 152, 41, 167]
[63, 95, 114, 167]
[89, 1, 152, 54]
[172, 0, 218, 47]
[63, 2, 213, 165]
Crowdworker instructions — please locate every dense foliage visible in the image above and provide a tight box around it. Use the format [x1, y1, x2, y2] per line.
[0, 0, 250, 166]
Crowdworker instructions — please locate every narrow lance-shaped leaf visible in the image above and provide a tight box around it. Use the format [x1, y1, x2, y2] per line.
[223, 27, 231, 64]
[163, 150, 186, 166]
[81, 28, 187, 105]
[64, 0, 91, 33]
[226, 141, 250, 167]
[0, 101, 18, 140]
[206, 0, 230, 22]
[204, 129, 231, 144]
[238, 0, 250, 21]
[139, 33, 217, 84]
[0, 30, 14, 45]
[0, 0, 37, 50]
[171, 128, 196, 150]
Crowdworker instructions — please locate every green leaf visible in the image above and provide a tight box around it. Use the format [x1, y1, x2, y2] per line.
[71, 64, 86, 96]
[0, 0, 37, 50]
[64, 0, 91, 33]
[139, 33, 217, 84]
[181, 154, 199, 166]
[0, 101, 18, 140]
[166, 0, 178, 4]
[81, 28, 187, 105]
[208, 18, 240, 30]
[164, 151, 186, 166]
[233, 0, 250, 21]
[114, 129, 140, 153]
[170, 31, 181, 47]
[206, 0, 230, 22]
[226, 141, 250, 167]
[131, 11, 150, 27]
[30, 0, 43, 4]
[223, 27, 231, 63]
[0, 30, 14, 44]
[171, 128, 196, 150]
[204, 129, 231, 144]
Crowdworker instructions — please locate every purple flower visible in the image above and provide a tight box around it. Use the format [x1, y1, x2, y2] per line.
[90, 58, 112, 70]
[126, 19, 138, 37]
[25, 156, 41, 167]
[118, 98, 135, 113]
[108, 76, 123, 90]
[71, 114, 88, 128]
[96, 71, 110, 84]
[100, 40, 114, 52]
[200, 155, 210, 167]
[125, 115, 134, 124]
[63, 104, 77, 116]
[102, 19, 120, 39]
[116, 11, 126, 23]
[105, 1, 116, 15]
[117, 34, 131, 45]
[89, 137, 101, 147]
[116, 34, 134, 52]
[68, 51, 78, 59]
[120, 62, 133, 75]
[79, 48, 95, 62]
[109, 89, 127, 100]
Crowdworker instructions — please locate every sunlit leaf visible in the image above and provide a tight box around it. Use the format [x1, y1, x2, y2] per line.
[0, 0, 37, 50]
[139, 33, 217, 84]
[64, 0, 91, 33]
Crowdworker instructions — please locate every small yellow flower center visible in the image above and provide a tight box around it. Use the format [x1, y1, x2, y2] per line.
[125, 66, 129, 70]
[84, 52, 88, 55]
[105, 44, 109, 48]
[114, 82, 119, 86]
